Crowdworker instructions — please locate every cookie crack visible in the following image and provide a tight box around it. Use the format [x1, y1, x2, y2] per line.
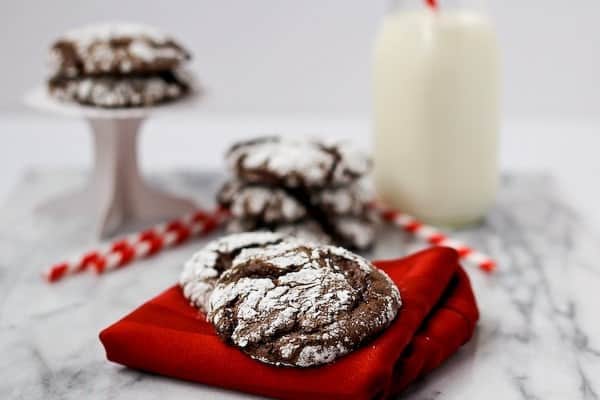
[320, 144, 342, 187]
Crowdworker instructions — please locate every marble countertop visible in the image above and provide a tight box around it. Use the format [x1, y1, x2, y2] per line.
[1, 167, 599, 400]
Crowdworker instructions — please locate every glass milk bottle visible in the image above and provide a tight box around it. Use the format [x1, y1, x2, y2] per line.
[373, 0, 500, 227]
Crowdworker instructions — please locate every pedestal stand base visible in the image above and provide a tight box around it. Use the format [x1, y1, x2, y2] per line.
[37, 118, 196, 238]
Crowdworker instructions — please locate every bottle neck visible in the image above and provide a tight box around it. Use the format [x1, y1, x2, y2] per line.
[387, 0, 487, 13]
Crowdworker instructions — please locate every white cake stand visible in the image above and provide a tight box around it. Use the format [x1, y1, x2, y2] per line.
[24, 86, 199, 238]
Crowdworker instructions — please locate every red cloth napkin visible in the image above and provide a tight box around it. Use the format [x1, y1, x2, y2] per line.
[100, 247, 478, 399]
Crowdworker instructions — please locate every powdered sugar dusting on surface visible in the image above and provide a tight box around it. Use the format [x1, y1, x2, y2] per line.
[229, 185, 306, 222]
[234, 240, 310, 269]
[296, 344, 345, 367]
[381, 270, 402, 321]
[179, 232, 286, 312]
[128, 41, 181, 62]
[328, 139, 372, 185]
[334, 217, 377, 251]
[316, 178, 375, 215]
[227, 137, 371, 188]
[279, 342, 299, 359]
[49, 75, 187, 108]
[223, 178, 373, 223]
[231, 138, 333, 187]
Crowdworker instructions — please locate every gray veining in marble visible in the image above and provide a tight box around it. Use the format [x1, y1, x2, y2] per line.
[0, 170, 599, 399]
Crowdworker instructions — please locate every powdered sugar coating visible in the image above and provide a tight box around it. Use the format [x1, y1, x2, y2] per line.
[218, 181, 307, 223]
[179, 232, 287, 312]
[226, 137, 371, 189]
[332, 140, 373, 185]
[313, 178, 375, 216]
[48, 72, 189, 108]
[218, 179, 374, 224]
[49, 22, 190, 78]
[334, 216, 378, 250]
[207, 240, 401, 367]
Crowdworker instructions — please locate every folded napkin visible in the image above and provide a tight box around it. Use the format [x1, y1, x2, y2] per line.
[100, 247, 478, 399]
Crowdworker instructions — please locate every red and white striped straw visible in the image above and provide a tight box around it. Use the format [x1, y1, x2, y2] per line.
[377, 205, 496, 272]
[425, 0, 438, 10]
[44, 208, 229, 283]
[44, 205, 495, 283]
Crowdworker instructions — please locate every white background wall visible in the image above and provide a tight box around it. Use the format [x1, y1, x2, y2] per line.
[0, 1, 599, 222]
[1, 0, 599, 119]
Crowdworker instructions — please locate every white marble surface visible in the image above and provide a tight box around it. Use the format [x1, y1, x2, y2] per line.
[1, 168, 599, 399]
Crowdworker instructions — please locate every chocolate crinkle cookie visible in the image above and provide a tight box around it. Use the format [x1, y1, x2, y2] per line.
[217, 180, 308, 224]
[218, 136, 378, 250]
[181, 233, 401, 367]
[48, 71, 189, 108]
[47, 22, 192, 108]
[226, 136, 371, 189]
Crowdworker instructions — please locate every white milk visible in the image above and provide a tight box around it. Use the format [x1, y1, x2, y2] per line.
[373, 8, 500, 227]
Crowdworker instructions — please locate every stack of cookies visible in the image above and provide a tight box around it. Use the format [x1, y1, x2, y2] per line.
[217, 136, 378, 250]
[47, 22, 192, 108]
